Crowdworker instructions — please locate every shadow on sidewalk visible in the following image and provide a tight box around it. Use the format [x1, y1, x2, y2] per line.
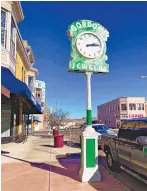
[40, 144, 54, 148]
[64, 141, 81, 148]
[40, 135, 52, 138]
[1, 152, 110, 191]
[1, 152, 81, 182]
[1, 151, 10, 154]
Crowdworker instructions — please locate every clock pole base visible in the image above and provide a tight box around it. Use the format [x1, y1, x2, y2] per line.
[79, 166, 101, 182]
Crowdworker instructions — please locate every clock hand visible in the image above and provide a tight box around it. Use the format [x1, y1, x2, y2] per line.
[86, 43, 100, 47]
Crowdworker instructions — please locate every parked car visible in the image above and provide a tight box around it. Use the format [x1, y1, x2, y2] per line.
[101, 118, 147, 184]
[92, 124, 117, 136]
[79, 123, 116, 149]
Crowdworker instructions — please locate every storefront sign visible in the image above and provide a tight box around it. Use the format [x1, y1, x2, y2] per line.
[120, 114, 145, 119]
[1, 85, 10, 98]
[67, 20, 109, 74]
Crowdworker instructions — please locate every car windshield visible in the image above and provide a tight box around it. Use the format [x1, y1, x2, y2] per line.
[93, 125, 109, 130]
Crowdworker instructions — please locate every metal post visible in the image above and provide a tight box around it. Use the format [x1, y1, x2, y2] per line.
[86, 72, 92, 128]
[27, 114, 29, 135]
[31, 114, 33, 135]
[56, 100, 58, 112]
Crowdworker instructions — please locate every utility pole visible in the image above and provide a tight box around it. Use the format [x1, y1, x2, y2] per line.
[55, 100, 59, 112]
[56, 100, 58, 112]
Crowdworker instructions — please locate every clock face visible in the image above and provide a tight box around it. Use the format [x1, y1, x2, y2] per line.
[76, 32, 103, 59]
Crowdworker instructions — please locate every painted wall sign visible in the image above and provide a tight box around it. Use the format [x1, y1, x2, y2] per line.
[120, 114, 145, 119]
[67, 20, 109, 74]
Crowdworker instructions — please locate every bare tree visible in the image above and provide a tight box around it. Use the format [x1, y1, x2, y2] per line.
[48, 109, 70, 132]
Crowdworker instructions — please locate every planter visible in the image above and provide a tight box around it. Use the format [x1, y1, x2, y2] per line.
[53, 129, 59, 136]
[54, 134, 64, 148]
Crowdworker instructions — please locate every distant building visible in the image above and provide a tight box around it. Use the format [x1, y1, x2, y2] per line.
[97, 97, 147, 128]
[33, 80, 47, 131]
[35, 80, 46, 110]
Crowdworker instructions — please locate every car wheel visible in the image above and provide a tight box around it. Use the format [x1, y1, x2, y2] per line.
[106, 150, 120, 172]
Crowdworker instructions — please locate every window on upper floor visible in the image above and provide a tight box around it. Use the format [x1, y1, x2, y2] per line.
[38, 93, 40, 98]
[28, 76, 34, 91]
[10, 18, 15, 56]
[118, 106, 120, 112]
[1, 9, 16, 56]
[109, 107, 111, 112]
[38, 83, 41, 87]
[137, 103, 144, 110]
[129, 103, 136, 110]
[114, 106, 115, 111]
[121, 103, 127, 111]
[24, 71, 25, 83]
[22, 67, 24, 81]
[1, 9, 7, 48]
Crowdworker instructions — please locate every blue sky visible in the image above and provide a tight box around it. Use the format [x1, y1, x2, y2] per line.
[19, 1, 147, 118]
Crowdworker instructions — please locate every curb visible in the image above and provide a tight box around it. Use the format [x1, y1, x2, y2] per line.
[99, 163, 131, 191]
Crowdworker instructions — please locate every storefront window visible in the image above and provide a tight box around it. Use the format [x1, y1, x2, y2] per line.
[1, 103, 11, 137]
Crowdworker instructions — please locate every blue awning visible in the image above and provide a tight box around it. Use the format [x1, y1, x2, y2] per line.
[1, 67, 43, 114]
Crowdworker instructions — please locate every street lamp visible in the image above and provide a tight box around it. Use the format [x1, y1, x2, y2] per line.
[140, 76, 147, 79]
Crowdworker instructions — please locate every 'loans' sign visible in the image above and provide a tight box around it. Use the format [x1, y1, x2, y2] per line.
[120, 114, 145, 119]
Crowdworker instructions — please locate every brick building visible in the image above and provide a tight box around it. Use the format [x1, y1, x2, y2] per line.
[97, 97, 147, 128]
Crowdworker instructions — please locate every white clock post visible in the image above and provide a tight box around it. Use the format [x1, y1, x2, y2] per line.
[79, 72, 101, 182]
[67, 20, 109, 183]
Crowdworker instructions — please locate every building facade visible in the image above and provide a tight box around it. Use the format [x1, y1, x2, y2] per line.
[1, 1, 23, 75]
[97, 97, 146, 128]
[1, 1, 23, 139]
[27, 68, 38, 97]
[1, 2, 42, 142]
[24, 40, 39, 97]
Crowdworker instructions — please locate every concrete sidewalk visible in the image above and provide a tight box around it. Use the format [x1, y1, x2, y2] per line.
[1, 135, 127, 191]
